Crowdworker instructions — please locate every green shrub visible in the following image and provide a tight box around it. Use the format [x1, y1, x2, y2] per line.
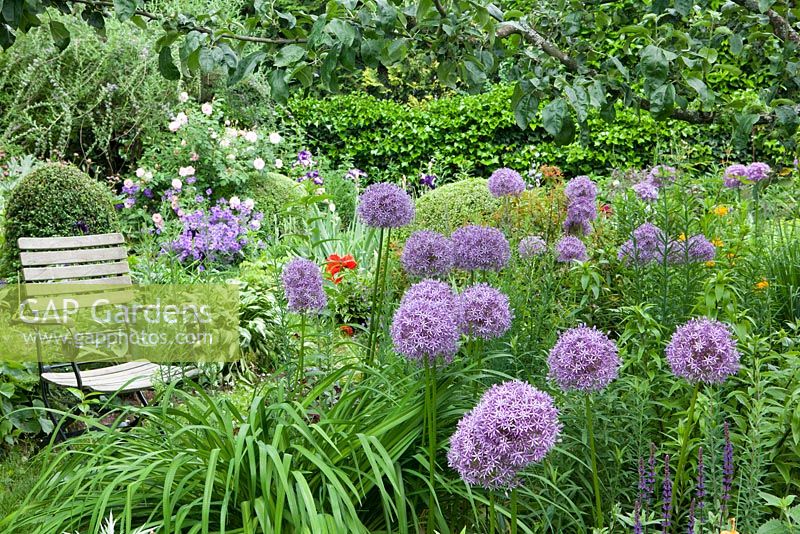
[405, 178, 500, 238]
[248, 171, 304, 226]
[3, 163, 118, 267]
[288, 85, 789, 184]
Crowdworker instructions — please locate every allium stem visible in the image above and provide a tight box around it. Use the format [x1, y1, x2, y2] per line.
[510, 487, 518, 534]
[489, 492, 496, 534]
[366, 227, 385, 365]
[585, 395, 603, 529]
[425, 358, 438, 525]
[673, 383, 701, 516]
[295, 313, 306, 392]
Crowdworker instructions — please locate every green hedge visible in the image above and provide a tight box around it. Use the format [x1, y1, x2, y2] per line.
[288, 85, 787, 183]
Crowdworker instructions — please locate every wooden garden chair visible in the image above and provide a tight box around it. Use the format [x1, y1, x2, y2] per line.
[17, 232, 198, 439]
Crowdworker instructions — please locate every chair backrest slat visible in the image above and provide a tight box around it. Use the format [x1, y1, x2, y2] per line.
[18, 233, 125, 251]
[18, 233, 132, 285]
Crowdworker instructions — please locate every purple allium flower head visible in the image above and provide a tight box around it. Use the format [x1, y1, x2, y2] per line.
[390, 297, 460, 365]
[746, 162, 771, 182]
[669, 234, 716, 263]
[356, 182, 415, 228]
[400, 279, 456, 307]
[401, 230, 454, 278]
[555, 236, 588, 262]
[447, 380, 561, 490]
[518, 235, 547, 259]
[563, 176, 597, 235]
[662, 455, 672, 532]
[459, 283, 513, 340]
[488, 167, 526, 197]
[547, 325, 620, 392]
[451, 225, 511, 272]
[420, 173, 437, 189]
[618, 223, 668, 264]
[722, 421, 734, 514]
[665, 318, 740, 384]
[281, 258, 327, 313]
[632, 179, 660, 202]
[647, 165, 677, 186]
[723, 164, 748, 188]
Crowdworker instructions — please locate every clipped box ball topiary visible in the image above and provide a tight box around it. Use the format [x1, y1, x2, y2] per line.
[3, 162, 118, 266]
[401, 178, 501, 240]
[248, 172, 305, 227]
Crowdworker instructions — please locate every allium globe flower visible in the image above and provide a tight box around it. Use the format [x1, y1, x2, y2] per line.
[519, 235, 547, 259]
[400, 279, 456, 306]
[647, 165, 677, 186]
[356, 182, 415, 228]
[451, 225, 511, 272]
[563, 176, 597, 235]
[281, 258, 327, 313]
[459, 284, 513, 340]
[723, 164, 747, 189]
[632, 180, 659, 202]
[665, 318, 740, 384]
[745, 162, 771, 182]
[401, 230, 454, 278]
[555, 236, 588, 262]
[669, 234, 716, 263]
[390, 298, 461, 365]
[547, 326, 620, 392]
[488, 168, 526, 197]
[447, 380, 562, 489]
[618, 223, 668, 265]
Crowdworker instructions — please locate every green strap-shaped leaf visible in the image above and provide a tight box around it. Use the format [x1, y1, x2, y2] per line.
[158, 45, 181, 80]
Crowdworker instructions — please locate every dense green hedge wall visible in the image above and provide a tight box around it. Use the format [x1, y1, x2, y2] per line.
[288, 85, 788, 183]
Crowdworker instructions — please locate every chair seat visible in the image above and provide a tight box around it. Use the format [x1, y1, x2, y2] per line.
[41, 360, 199, 393]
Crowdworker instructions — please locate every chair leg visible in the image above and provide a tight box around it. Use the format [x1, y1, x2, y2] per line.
[40, 379, 67, 443]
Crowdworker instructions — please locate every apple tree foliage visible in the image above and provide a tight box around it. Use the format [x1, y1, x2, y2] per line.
[2, 0, 799, 148]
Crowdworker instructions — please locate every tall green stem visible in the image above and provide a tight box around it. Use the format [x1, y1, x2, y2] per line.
[366, 228, 385, 365]
[586, 395, 603, 529]
[296, 314, 306, 392]
[673, 382, 701, 515]
[425, 358, 438, 526]
[510, 488, 518, 534]
[489, 492, 496, 534]
[374, 228, 392, 361]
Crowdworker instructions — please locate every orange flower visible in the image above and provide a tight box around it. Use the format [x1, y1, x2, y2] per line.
[340, 325, 354, 336]
[755, 278, 769, 290]
[325, 254, 357, 284]
[678, 233, 687, 242]
[712, 205, 729, 216]
[712, 238, 724, 247]
[705, 261, 716, 267]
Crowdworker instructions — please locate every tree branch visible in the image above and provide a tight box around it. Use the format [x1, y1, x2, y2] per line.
[496, 22, 579, 72]
[730, 0, 800, 44]
[433, 0, 448, 18]
[67, 0, 306, 44]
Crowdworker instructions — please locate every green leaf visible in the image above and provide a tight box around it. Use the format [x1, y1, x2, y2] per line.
[541, 98, 575, 143]
[49, 20, 70, 51]
[198, 47, 216, 73]
[228, 51, 265, 86]
[758, 0, 774, 12]
[274, 44, 306, 68]
[685, 77, 713, 105]
[674, 0, 691, 16]
[158, 45, 181, 80]
[0, 382, 14, 398]
[640, 45, 669, 84]
[730, 34, 744, 56]
[327, 19, 355, 47]
[511, 81, 538, 129]
[648, 83, 676, 120]
[757, 519, 790, 534]
[269, 69, 289, 105]
[113, 0, 137, 22]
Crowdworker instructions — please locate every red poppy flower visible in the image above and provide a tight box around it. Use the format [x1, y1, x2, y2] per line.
[340, 325, 354, 336]
[325, 254, 357, 284]
[600, 203, 613, 216]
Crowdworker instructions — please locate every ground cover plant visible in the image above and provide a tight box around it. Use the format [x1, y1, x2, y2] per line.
[1, 1, 800, 533]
